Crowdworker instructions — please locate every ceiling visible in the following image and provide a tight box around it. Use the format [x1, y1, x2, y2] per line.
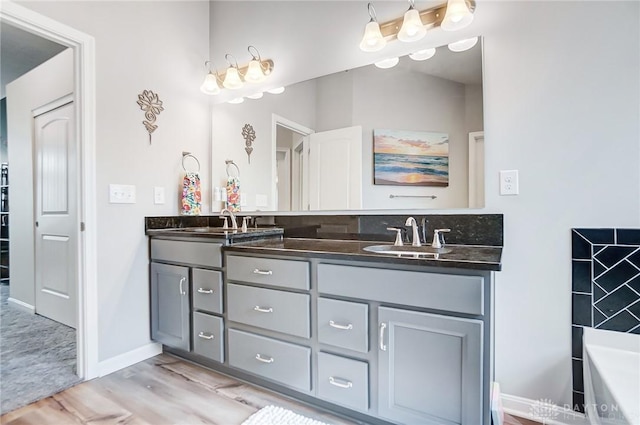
[0, 22, 68, 99]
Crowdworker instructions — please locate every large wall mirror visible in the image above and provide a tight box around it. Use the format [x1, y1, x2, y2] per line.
[211, 38, 484, 212]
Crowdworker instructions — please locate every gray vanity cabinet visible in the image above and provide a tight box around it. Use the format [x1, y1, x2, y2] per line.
[378, 307, 483, 425]
[150, 262, 190, 351]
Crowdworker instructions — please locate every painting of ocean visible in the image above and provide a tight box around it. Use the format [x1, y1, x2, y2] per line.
[373, 129, 449, 186]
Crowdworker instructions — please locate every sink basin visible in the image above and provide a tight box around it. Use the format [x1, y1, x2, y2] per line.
[363, 244, 451, 256]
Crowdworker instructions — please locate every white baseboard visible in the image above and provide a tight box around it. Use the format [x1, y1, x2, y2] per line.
[98, 342, 162, 377]
[8, 297, 35, 314]
[502, 393, 590, 425]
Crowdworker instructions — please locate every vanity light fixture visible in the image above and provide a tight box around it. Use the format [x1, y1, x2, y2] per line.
[448, 36, 478, 52]
[223, 54, 244, 90]
[359, 3, 386, 52]
[200, 61, 221, 95]
[267, 87, 285, 94]
[374, 57, 400, 69]
[244, 46, 271, 83]
[200, 47, 275, 95]
[441, 0, 474, 31]
[359, 0, 476, 53]
[409, 47, 436, 61]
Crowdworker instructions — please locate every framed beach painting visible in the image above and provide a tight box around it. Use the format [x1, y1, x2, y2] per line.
[373, 129, 449, 187]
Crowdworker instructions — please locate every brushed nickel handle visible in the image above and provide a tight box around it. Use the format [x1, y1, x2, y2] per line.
[329, 376, 353, 389]
[255, 354, 274, 363]
[253, 306, 273, 313]
[198, 332, 214, 340]
[379, 322, 387, 351]
[179, 277, 186, 295]
[197, 288, 214, 294]
[253, 269, 273, 275]
[329, 320, 353, 330]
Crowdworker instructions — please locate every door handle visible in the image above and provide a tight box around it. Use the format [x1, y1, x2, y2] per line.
[179, 277, 186, 295]
[35, 221, 39, 227]
[379, 322, 387, 351]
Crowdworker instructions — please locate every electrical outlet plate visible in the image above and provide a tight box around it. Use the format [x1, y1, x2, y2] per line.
[153, 187, 165, 204]
[109, 184, 136, 204]
[499, 170, 519, 195]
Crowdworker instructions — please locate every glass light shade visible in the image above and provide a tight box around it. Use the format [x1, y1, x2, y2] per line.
[267, 87, 285, 94]
[200, 72, 220, 95]
[228, 97, 245, 104]
[244, 60, 266, 83]
[448, 36, 478, 52]
[374, 57, 399, 69]
[397, 8, 426, 42]
[409, 48, 436, 61]
[441, 0, 474, 31]
[247, 92, 264, 100]
[359, 21, 386, 52]
[223, 66, 243, 89]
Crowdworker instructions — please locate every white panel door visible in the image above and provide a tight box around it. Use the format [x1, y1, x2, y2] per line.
[308, 126, 362, 210]
[34, 101, 77, 328]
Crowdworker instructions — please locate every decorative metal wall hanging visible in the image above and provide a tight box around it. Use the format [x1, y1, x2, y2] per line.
[137, 90, 164, 144]
[241, 124, 256, 163]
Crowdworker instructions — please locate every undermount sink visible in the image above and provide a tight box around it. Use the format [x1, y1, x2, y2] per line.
[363, 244, 452, 256]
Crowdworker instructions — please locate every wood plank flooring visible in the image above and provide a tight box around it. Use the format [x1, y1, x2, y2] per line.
[1, 353, 543, 425]
[0, 354, 358, 425]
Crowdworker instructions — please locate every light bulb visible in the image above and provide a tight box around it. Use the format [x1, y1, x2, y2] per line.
[448, 36, 478, 52]
[409, 48, 436, 61]
[397, 7, 426, 42]
[200, 72, 220, 95]
[223, 66, 243, 89]
[359, 20, 386, 52]
[374, 57, 399, 69]
[247, 92, 264, 100]
[228, 97, 244, 104]
[267, 87, 285, 94]
[441, 0, 474, 31]
[245, 60, 266, 83]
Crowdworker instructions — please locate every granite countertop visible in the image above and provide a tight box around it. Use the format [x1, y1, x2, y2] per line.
[224, 238, 502, 271]
[146, 226, 284, 242]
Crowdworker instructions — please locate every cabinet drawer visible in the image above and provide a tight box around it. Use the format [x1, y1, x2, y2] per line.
[318, 298, 368, 353]
[151, 239, 221, 268]
[227, 284, 310, 338]
[317, 352, 369, 412]
[192, 269, 223, 314]
[226, 255, 309, 290]
[192, 312, 223, 363]
[318, 264, 484, 316]
[228, 329, 311, 392]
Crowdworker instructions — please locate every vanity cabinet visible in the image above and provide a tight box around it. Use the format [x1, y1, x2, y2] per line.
[150, 262, 190, 351]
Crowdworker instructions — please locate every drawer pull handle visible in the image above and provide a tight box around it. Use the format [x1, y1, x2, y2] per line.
[197, 288, 214, 294]
[253, 306, 274, 313]
[329, 320, 353, 331]
[329, 376, 353, 389]
[379, 322, 387, 351]
[179, 277, 186, 295]
[255, 354, 274, 364]
[198, 332, 214, 340]
[253, 269, 273, 276]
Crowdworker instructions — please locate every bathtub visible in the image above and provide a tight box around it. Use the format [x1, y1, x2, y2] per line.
[583, 328, 640, 425]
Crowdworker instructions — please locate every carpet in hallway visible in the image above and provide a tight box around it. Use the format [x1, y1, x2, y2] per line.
[0, 285, 81, 414]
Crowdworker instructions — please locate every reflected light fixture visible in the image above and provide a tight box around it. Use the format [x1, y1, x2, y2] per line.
[223, 54, 244, 90]
[409, 48, 436, 61]
[374, 57, 399, 69]
[200, 61, 220, 95]
[448, 36, 478, 52]
[228, 97, 245, 104]
[397, 0, 426, 42]
[441, 0, 474, 31]
[247, 92, 264, 100]
[267, 87, 285, 94]
[359, 3, 386, 52]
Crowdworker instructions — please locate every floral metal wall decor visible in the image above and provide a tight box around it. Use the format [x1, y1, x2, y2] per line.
[137, 90, 164, 144]
[242, 124, 256, 164]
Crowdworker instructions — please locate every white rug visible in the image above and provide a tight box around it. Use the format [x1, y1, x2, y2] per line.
[241, 405, 333, 425]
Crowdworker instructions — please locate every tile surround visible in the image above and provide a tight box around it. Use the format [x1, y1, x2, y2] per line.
[570, 228, 640, 412]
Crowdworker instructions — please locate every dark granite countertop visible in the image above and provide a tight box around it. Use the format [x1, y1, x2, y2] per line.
[146, 226, 284, 242]
[224, 238, 502, 271]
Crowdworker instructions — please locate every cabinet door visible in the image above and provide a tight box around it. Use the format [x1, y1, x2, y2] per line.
[378, 307, 483, 425]
[151, 262, 190, 351]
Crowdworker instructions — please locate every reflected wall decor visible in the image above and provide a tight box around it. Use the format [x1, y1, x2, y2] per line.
[373, 129, 449, 186]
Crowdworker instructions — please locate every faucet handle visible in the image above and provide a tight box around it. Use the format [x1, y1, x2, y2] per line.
[387, 227, 404, 246]
[220, 216, 229, 229]
[431, 228, 451, 249]
[242, 216, 252, 232]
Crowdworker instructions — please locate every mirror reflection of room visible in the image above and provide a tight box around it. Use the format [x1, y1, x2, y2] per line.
[211, 40, 483, 213]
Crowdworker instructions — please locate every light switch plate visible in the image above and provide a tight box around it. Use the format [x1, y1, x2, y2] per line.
[109, 184, 136, 204]
[153, 187, 165, 204]
[499, 170, 519, 195]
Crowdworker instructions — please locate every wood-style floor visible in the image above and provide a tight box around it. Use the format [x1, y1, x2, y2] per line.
[1, 353, 542, 425]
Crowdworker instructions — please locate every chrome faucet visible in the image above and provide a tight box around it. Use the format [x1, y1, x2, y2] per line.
[404, 217, 421, 247]
[432, 228, 451, 249]
[220, 208, 238, 230]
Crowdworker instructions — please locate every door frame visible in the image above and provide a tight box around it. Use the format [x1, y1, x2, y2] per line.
[1, 1, 99, 379]
[275, 147, 291, 211]
[468, 131, 484, 209]
[271, 114, 313, 211]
